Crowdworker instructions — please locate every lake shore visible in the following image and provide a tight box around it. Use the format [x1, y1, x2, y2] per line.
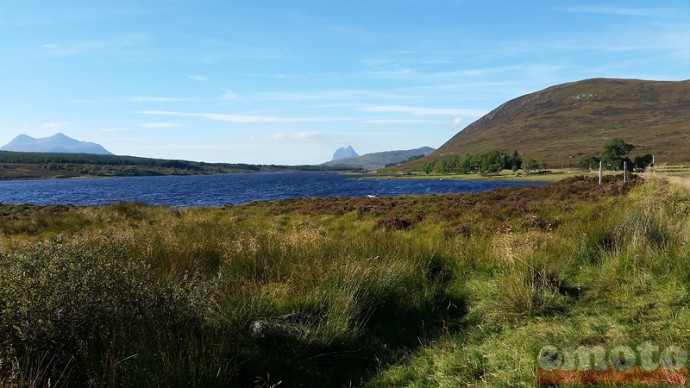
[366, 165, 690, 183]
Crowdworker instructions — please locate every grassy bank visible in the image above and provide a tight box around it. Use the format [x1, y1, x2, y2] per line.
[376, 164, 690, 183]
[367, 169, 594, 182]
[0, 175, 688, 386]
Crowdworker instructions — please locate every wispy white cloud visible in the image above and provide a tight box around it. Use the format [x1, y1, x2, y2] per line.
[138, 122, 182, 128]
[221, 91, 239, 101]
[249, 130, 342, 146]
[186, 75, 208, 82]
[358, 64, 552, 82]
[4, 4, 176, 27]
[129, 96, 197, 102]
[67, 96, 199, 104]
[137, 110, 347, 123]
[559, 6, 671, 18]
[40, 33, 150, 57]
[41, 122, 66, 130]
[362, 119, 443, 124]
[268, 131, 323, 141]
[97, 128, 130, 132]
[252, 89, 413, 102]
[360, 105, 486, 117]
[41, 42, 105, 57]
[123, 143, 245, 152]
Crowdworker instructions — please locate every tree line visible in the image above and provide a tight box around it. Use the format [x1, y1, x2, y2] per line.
[423, 151, 545, 175]
[0, 151, 353, 175]
[0, 151, 209, 170]
[423, 138, 652, 176]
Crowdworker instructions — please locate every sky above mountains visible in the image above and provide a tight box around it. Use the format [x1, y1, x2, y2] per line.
[1, 1, 689, 165]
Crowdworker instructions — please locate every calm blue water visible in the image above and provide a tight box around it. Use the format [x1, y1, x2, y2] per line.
[0, 173, 545, 207]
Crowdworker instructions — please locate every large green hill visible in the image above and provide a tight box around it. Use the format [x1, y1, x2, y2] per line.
[403, 78, 690, 170]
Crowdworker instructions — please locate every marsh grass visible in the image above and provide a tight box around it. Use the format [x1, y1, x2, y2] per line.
[2, 175, 685, 386]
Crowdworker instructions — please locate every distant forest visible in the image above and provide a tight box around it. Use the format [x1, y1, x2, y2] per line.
[0, 151, 351, 180]
[0, 151, 255, 170]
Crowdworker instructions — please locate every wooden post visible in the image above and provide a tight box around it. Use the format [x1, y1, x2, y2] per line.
[598, 161, 603, 185]
[623, 161, 628, 183]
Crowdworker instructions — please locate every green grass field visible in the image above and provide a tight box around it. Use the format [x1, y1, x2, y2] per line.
[375, 164, 690, 183]
[0, 175, 689, 386]
[372, 168, 638, 183]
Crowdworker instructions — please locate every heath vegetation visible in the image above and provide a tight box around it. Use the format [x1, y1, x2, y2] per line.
[0, 175, 689, 386]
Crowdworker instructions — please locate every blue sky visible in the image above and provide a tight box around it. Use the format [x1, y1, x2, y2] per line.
[1, 1, 689, 165]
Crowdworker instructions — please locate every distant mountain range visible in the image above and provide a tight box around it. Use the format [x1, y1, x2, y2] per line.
[1, 133, 112, 155]
[332, 146, 359, 161]
[324, 146, 435, 170]
[402, 78, 690, 171]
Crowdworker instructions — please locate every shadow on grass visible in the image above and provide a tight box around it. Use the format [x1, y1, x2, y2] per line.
[240, 293, 468, 387]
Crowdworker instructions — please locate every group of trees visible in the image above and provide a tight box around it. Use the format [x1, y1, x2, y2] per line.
[422, 138, 651, 176]
[579, 138, 653, 171]
[423, 151, 541, 175]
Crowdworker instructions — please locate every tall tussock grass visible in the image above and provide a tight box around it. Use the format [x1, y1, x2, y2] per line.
[2, 174, 682, 386]
[0, 238, 226, 387]
[370, 176, 690, 385]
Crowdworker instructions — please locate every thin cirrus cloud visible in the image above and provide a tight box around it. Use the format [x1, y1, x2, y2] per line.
[186, 75, 208, 82]
[137, 110, 347, 123]
[266, 131, 327, 142]
[138, 122, 182, 128]
[41, 122, 66, 130]
[129, 96, 198, 103]
[360, 105, 486, 117]
[220, 91, 240, 101]
[362, 119, 444, 124]
[558, 6, 670, 18]
[40, 33, 150, 57]
[364, 118, 466, 127]
[251, 89, 414, 102]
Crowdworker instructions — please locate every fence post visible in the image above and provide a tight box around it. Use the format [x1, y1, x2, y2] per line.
[599, 160, 604, 184]
[623, 161, 628, 184]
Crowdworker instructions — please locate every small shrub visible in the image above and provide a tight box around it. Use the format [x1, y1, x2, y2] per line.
[0, 238, 226, 386]
[374, 215, 412, 231]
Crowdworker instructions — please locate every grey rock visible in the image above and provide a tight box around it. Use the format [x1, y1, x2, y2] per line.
[249, 313, 315, 339]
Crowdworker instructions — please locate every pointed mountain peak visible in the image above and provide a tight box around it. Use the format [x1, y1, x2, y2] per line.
[11, 134, 35, 141]
[332, 145, 359, 161]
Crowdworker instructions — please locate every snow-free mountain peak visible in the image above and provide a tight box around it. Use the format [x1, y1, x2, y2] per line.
[1, 133, 112, 155]
[332, 146, 359, 161]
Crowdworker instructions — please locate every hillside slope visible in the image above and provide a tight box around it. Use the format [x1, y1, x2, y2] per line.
[403, 78, 690, 170]
[323, 147, 435, 170]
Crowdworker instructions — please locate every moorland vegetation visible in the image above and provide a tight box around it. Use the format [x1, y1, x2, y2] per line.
[0, 175, 689, 386]
[403, 78, 690, 172]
